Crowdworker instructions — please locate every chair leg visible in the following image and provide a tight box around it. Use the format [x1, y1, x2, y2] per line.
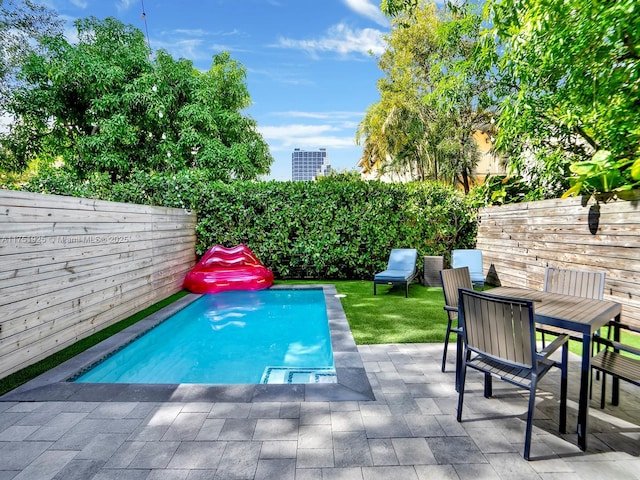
[374, 283, 376, 295]
[559, 344, 568, 433]
[455, 336, 464, 392]
[589, 367, 599, 401]
[483, 373, 492, 398]
[442, 318, 453, 372]
[523, 384, 537, 461]
[456, 365, 467, 422]
[594, 327, 604, 381]
[600, 372, 607, 409]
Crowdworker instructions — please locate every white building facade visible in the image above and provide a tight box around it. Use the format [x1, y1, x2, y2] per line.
[292, 148, 331, 181]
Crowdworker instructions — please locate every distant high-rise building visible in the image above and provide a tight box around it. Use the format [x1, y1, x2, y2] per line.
[292, 148, 331, 181]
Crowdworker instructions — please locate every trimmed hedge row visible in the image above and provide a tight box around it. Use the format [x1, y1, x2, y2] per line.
[26, 170, 478, 279]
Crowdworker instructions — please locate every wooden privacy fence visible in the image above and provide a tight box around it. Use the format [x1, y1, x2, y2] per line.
[476, 191, 640, 328]
[0, 190, 197, 379]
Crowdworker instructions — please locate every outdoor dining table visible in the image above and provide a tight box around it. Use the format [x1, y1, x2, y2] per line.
[488, 286, 622, 452]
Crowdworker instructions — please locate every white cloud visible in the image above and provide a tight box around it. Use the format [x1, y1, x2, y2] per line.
[151, 37, 207, 61]
[150, 28, 247, 66]
[258, 124, 357, 151]
[62, 16, 79, 44]
[248, 67, 316, 86]
[342, 0, 389, 27]
[116, 0, 137, 12]
[258, 112, 364, 152]
[69, 0, 88, 8]
[274, 111, 364, 120]
[276, 23, 386, 58]
[173, 28, 210, 37]
[260, 124, 337, 138]
[171, 28, 243, 38]
[0, 113, 13, 134]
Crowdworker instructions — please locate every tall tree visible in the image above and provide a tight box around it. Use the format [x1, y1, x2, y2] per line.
[0, 0, 63, 106]
[0, 0, 63, 172]
[1, 16, 273, 182]
[487, 0, 640, 195]
[358, 3, 447, 183]
[360, 1, 495, 192]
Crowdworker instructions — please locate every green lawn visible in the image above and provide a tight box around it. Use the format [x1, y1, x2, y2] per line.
[275, 279, 449, 344]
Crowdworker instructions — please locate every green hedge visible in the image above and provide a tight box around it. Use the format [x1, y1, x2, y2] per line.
[26, 170, 478, 279]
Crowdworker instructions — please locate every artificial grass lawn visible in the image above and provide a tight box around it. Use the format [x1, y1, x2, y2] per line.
[276, 279, 450, 344]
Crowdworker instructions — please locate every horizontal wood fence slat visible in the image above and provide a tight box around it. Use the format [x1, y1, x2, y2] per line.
[0, 190, 197, 379]
[476, 191, 640, 330]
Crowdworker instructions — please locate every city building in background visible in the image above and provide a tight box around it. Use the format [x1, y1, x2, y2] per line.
[292, 148, 331, 181]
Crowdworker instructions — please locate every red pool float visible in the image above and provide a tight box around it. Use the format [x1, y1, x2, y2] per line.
[183, 244, 274, 294]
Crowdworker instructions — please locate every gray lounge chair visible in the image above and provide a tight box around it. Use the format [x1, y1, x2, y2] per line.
[373, 248, 418, 298]
[452, 249, 485, 289]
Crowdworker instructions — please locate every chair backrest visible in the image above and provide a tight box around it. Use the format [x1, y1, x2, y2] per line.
[388, 248, 418, 272]
[543, 267, 605, 300]
[458, 288, 537, 369]
[440, 267, 473, 319]
[452, 249, 483, 279]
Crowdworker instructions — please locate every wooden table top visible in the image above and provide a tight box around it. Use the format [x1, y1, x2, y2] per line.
[487, 287, 622, 335]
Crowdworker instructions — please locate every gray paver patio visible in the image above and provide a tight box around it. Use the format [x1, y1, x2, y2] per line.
[1, 343, 640, 479]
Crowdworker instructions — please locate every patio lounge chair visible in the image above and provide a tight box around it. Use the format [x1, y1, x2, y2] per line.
[373, 248, 418, 298]
[451, 249, 485, 289]
[456, 288, 569, 461]
[439, 267, 473, 373]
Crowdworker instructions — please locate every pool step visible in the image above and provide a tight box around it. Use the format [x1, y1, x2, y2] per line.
[261, 367, 337, 384]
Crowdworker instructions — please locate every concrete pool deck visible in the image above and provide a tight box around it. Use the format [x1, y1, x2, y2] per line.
[1, 286, 639, 478]
[0, 343, 639, 479]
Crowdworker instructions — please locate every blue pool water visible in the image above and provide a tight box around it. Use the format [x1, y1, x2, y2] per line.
[74, 289, 336, 384]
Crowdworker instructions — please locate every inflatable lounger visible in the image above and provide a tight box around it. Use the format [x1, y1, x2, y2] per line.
[183, 244, 274, 294]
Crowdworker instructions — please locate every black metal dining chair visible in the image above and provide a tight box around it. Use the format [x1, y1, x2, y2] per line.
[456, 288, 569, 460]
[592, 316, 640, 408]
[539, 266, 606, 346]
[439, 267, 473, 374]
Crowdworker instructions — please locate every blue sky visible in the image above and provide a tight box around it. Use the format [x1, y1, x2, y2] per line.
[38, 0, 390, 180]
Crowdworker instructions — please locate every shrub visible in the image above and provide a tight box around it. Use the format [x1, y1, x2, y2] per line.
[24, 171, 478, 279]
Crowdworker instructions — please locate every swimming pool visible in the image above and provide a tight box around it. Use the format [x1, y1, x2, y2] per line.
[74, 289, 336, 385]
[2, 284, 374, 403]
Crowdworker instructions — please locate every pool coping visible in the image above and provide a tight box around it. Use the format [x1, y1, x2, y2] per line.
[0, 284, 375, 403]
